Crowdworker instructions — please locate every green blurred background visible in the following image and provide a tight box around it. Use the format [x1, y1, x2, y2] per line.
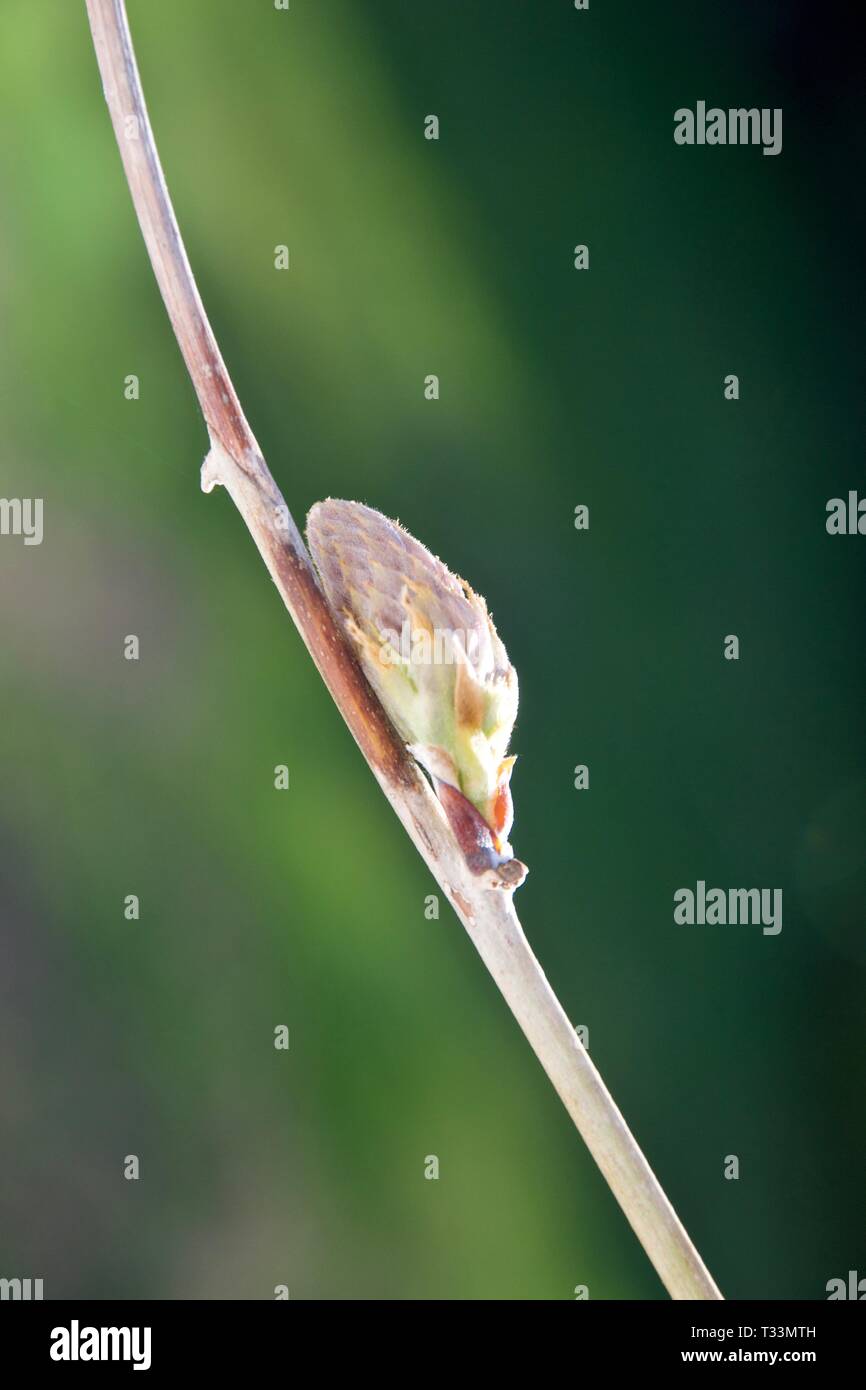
[1, 0, 864, 1299]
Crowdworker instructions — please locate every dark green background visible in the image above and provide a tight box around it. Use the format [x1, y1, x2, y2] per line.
[1, 1, 863, 1298]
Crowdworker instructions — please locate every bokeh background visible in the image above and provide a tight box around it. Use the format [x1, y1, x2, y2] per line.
[1, 0, 864, 1299]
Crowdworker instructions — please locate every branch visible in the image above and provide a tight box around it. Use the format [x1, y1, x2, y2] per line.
[86, 0, 722, 1300]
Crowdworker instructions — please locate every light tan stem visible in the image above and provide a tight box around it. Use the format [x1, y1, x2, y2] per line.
[86, 0, 722, 1300]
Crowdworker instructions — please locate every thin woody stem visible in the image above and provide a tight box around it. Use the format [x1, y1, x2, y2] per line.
[85, 0, 722, 1300]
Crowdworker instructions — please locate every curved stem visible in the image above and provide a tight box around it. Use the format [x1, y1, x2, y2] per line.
[85, 0, 722, 1300]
